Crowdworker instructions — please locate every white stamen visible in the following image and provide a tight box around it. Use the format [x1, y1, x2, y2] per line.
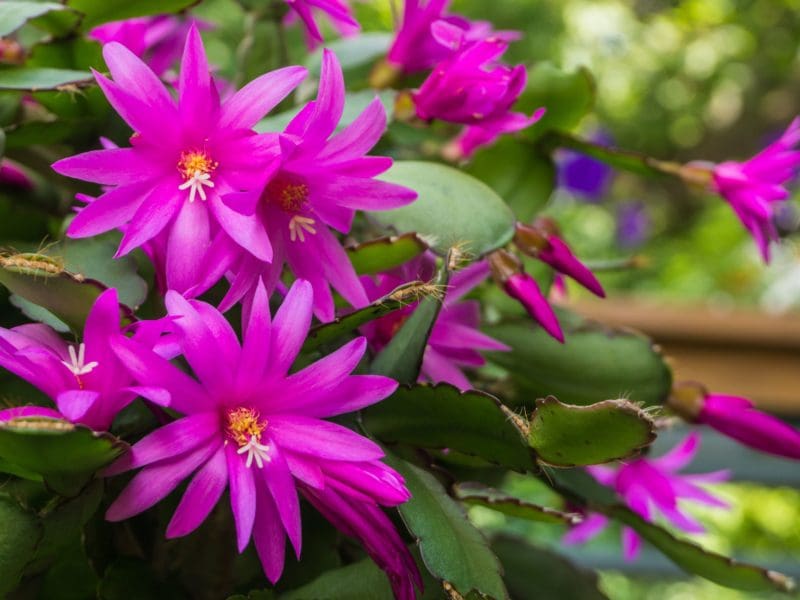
[236, 435, 271, 469]
[178, 169, 215, 203]
[288, 215, 317, 242]
[61, 342, 98, 377]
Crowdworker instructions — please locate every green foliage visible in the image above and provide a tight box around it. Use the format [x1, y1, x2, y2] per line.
[0, 495, 40, 595]
[0, 68, 94, 91]
[374, 161, 517, 257]
[347, 233, 428, 275]
[66, 0, 199, 30]
[0, 417, 125, 495]
[0, 2, 77, 37]
[487, 313, 673, 408]
[528, 397, 656, 467]
[363, 383, 535, 471]
[453, 483, 581, 525]
[386, 455, 509, 600]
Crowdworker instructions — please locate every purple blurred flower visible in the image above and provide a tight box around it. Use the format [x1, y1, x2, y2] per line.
[106, 280, 419, 594]
[616, 201, 651, 249]
[53, 27, 307, 296]
[361, 256, 508, 390]
[557, 132, 614, 202]
[89, 15, 212, 78]
[0, 289, 170, 430]
[283, 0, 359, 48]
[386, 0, 517, 74]
[710, 116, 800, 262]
[564, 434, 730, 560]
[213, 50, 416, 322]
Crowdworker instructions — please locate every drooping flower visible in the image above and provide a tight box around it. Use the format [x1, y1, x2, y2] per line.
[212, 50, 416, 321]
[564, 434, 730, 560]
[361, 256, 508, 390]
[106, 280, 420, 596]
[669, 383, 800, 461]
[448, 108, 545, 160]
[89, 15, 212, 78]
[513, 221, 605, 298]
[0, 289, 171, 431]
[283, 0, 359, 48]
[0, 159, 32, 190]
[706, 117, 800, 262]
[385, 0, 518, 75]
[53, 27, 307, 297]
[488, 250, 564, 343]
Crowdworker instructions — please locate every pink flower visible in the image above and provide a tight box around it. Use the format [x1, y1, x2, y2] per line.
[214, 50, 416, 322]
[53, 27, 307, 297]
[283, 0, 359, 48]
[361, 256, 508, 390]
[514, 222, 605, 298]
[0, 159, 32, 190]
[504, 272, 564, 343]
[386, 0, 518, 74]
[669, 385, 800, 461]
[105, 280, 419, 595]
[89, 15, 212, 77]
[711, 117, 800, 262]
[449, 108, 545, 160]
[413, 37, 526, 126]
[564, 434, 730, 560]
[0, 289, 171, 430]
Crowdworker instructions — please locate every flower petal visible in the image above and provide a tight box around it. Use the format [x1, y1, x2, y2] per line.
[268, 415, 384, 461]
[220, 66, 308, 130]
[267, 279, 313, 376]
[167, 444, 228, 538]
[227, 443, 257, 552]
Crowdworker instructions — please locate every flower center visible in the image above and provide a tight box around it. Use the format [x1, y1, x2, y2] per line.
[225, 407, 271, 468]
[61, 342, 98, 389]
[177, 150, 217, 203]
[266, 174, 318, 243]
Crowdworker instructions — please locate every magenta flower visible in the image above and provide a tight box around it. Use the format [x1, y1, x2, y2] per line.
[105, 280, 419, 595]
[668, 388, 800, 461]
[449, 108, 545, 160]
[0, 289, 170, 431]
[413, 37, 526, 126]
[213, 50, 416, 321]
[283, 0, 359, 48]
[504, 272, 564, 343]
[0, 159, 32, 190]
[89, 15, 212, 78]
[386, 0, 518, 74]
[564, 434, 730, 560]
[710, 117, 800, 262]
[361, 256, 508, 390]
[514, 222, 605, 298]
[53, 27, 307, 296]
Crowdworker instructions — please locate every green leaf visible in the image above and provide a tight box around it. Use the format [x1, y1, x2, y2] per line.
[517, 63, 595, 140]
[0, 251, 136, 334]
[370, 254, 451, 383]
[491, 535, 608, 600]
[280, 556, 395, 600]
[610, 507, 795, 593]
[0, 417, 126, 496]
[0, 68, 94, 91]
[0, 2, 73, 37]
[550, 470, 795, 593]
[453, 483, 581, 525]
[66, 0, 199, 30]
[305, 32, 392, 78]
[528, 396, 655, 467]
[465, 137, 555, 222]
[256, 89, 395, 134]
[374, 161, 516, 257]
[486, 314, 672, 408]
[98, 558, 165, 600]
[0, 496, 41, 596]
[386, 455, 509, 600]
[347, 233, 428, 275]
[362, 383, 534, 471]
[302, 281, 433, 353]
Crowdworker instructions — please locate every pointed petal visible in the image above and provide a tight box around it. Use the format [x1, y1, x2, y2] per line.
[268, 415, 384, 461]
[117, 182, 183, 257]
[167, 445, 228, 538]
[227, 444, 257, 552]
[67, 184, 149, 238]
[166, 199, 211, 294]
[253, 483, 286, 583]
[52, 149, 158, 186]
[268, 279, 313, 376]
[262, 448, 302, 558]
[220, 66, 308, 129]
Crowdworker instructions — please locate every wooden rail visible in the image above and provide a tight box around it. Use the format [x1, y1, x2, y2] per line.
[571, 297, 800, 415]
